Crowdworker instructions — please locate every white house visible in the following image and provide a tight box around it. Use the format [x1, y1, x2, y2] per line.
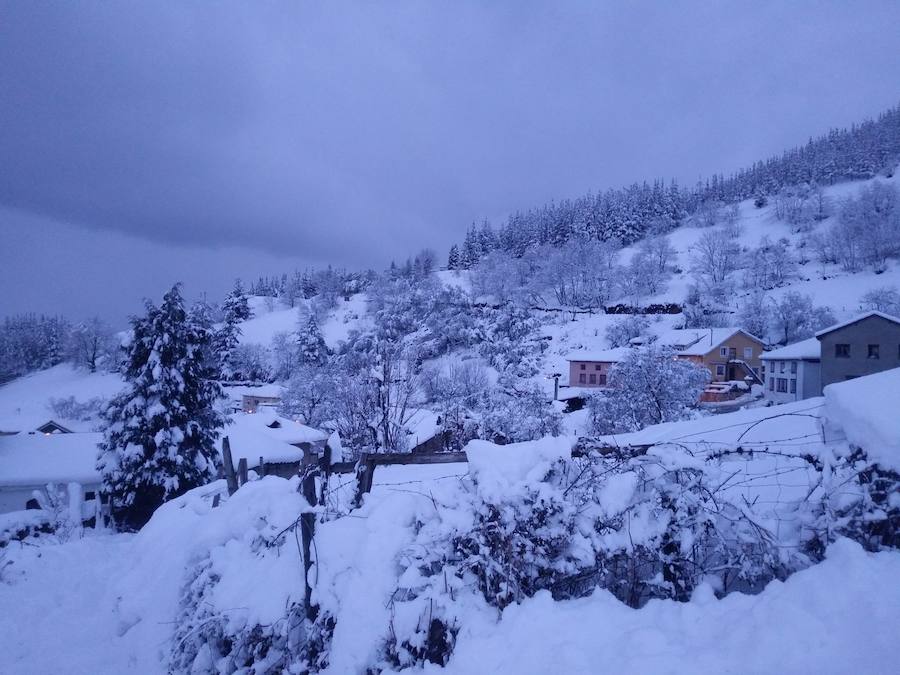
[760, 337, 822, 403]
[0, 432, 103, 515]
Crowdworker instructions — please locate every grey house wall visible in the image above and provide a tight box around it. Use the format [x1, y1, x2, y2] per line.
[818, 315, 900, 388]
[801, 360, 822, 398]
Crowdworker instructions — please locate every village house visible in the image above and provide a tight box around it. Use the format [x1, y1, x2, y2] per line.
[815, 311, 900, 388]
[226, 384, 284, 414]
[760, 337, 822, 403]
[566, 328, 765, 388]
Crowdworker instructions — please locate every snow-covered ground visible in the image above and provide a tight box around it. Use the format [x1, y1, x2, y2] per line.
[0, 364, 124, 433]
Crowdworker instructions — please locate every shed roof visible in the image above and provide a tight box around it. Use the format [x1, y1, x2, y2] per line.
[565, 347, 632, 363]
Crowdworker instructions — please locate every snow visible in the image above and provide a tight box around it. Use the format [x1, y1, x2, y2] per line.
[824, 366, 900, 471]
[464, 436, 576, 500]
[220, 411, 328, 465]
[320, 293, 371, 349]
[0, 364, 124, 433]
[437, 539, 900, 675]
[814, 309, 900, 337]
[565, 346, 631, 362]
[237, 298, 302, 346]
[0, 432, 103, 487]
[761, 336, 821, 360]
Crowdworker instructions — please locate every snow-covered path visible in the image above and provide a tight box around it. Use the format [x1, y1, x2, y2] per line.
[0, 534, 165, 675]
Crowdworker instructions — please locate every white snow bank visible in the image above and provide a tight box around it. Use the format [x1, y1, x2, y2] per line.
[464, 436, 576, 500]
[436, 539, 900, 675]
[824, 367, 900, 471]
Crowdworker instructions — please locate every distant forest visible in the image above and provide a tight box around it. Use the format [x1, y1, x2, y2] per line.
[448, 104, 900, 268]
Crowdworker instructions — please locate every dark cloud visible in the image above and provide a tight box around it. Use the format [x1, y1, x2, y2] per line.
[2, 1, 899, 319]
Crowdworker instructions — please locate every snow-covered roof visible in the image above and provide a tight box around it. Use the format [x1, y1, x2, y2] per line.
[221, 412, 328, 465]
[655, 327, 763, 356]
[814, 310, 900, 338]
[0, 432, 103, 487]
[566, 347, 632, 362]
[760, 337, 821, 361]
[824, 367, 900, 471]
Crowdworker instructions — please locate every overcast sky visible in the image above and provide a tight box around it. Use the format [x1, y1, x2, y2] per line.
[2, 1, 899, 324]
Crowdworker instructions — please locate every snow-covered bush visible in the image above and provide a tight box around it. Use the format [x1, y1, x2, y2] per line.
[227, 343, 273, 382]
[588, 346, 710, 434]
[604, 314, 650, 348]
[475, 304, 543, 377]
[477, 379, 562, 444]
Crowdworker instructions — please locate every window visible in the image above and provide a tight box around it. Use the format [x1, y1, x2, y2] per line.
[867, 344, 880, 359]
[715, 364, 725, 377]
[594, 364, 602, 371]
[768, 377, 774, 391]
[790, 361, 797, 374]
[720, 347, 728, 357]
[743, 347, 753, 359]
[780, 361, 786, 373]
[835, 344, 850, 358]
[790, 379, 796, 394]
[580, 363, 586, 370]
[84, 491, 96, 501]
[598, 374, 607, 386]
[589, 374, 597, 384]
[579, 373, 586, 384]
[777, 378, 788, 393]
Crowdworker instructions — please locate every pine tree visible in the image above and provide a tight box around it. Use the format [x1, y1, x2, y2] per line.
[447, 244, 460, 270]
[296, 314, 328, 366]
[222, 279, 252, 323]
[97, 284, 226, 530]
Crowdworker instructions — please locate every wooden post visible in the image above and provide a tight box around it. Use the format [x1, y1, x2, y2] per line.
[318, 442, 332, 506]
[259, 456, 266, 477]
[222, 436, 238, 496]
[353, 453, 372, 507]
[237, 457, 248, 486]
[300, 452, 318, 621]
[212, 493, 221, 508]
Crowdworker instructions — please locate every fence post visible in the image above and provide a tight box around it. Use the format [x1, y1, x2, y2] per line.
[222, 436, 238, 496]
[237, 457, 248, 486]
[300, 451, 318, 621]
[353, 453, 377, 507]
[259, 456, 266, 478]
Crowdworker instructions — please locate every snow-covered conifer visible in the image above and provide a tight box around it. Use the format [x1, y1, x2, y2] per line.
[97, 284, 226, 530]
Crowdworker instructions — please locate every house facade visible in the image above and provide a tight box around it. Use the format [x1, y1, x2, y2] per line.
[816, 311, 900, 388]
[760, 337, 822, 403]
[566, 348, 630, 388]
[673, 329, 765, 383]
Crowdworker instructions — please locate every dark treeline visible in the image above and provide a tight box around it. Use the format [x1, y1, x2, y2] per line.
[449, 104, 900, 268]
